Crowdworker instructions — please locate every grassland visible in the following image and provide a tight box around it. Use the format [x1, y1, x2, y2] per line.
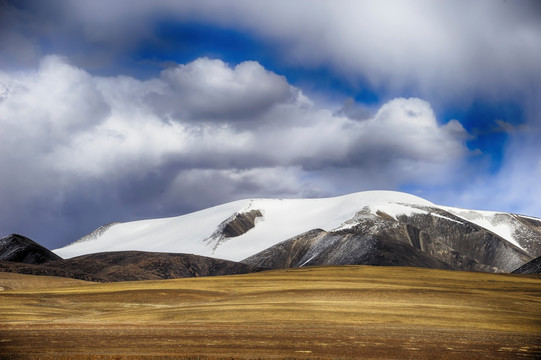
[0, 265, 540, 359]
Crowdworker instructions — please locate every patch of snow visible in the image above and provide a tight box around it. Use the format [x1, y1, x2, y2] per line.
[372, 202, 425, 220]
[430, 212, 464, 225]
[439, 206, 524, 250]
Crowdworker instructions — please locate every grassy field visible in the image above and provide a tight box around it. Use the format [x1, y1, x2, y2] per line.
[0, 265, 540, 359]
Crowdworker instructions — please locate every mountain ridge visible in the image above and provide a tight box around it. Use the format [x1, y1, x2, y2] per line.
[46, 191, 541, 275]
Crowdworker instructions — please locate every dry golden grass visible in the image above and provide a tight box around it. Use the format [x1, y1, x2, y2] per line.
[0, 265, 540, 359]
[0, 272, 94, 291]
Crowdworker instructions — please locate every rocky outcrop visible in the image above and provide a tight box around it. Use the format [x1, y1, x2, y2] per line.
[222, 210, 263, 238]
[205, 209, 263, 251]
[0, 234, 62, 264]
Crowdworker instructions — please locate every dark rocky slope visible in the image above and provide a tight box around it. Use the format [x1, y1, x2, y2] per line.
[391, 207, 532, 272]
[243, 206, 533, 273]
[243, 229, 451, 270]
[512, 256, 541, 275]
[0, 234, 61, 264]
[511, 215, 541, 256]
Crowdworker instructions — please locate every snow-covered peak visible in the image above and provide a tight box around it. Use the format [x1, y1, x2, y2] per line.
[53, 190, 540, 262]
[53, 191, 433, 261]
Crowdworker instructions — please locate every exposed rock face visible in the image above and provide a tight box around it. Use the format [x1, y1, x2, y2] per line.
[243, 206, 533, 273]
[0, 251, 265, 282]
[512, 256, 541, 275]
[205, 209, 263, 251]
[243, 229, 450, 270]
[222, 210, 263, 238]
[0, 234, 61, 264]
[393, 207, 531, 272]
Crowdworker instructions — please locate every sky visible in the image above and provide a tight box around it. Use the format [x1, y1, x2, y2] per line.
[1, 0, 540, 250]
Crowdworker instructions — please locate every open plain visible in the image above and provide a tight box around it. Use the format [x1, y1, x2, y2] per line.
[0, 265, 540, 359]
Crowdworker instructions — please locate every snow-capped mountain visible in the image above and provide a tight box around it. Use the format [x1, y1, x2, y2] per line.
[54, 191, 541, 273]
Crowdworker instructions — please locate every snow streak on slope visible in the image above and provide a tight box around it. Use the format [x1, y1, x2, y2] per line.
[53, 191, 434, 261]
[440, 207, 525, 250]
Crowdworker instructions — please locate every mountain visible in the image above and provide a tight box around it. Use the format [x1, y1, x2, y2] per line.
[54, 191, 541, 273]
[0, 234, 62, 264]
[0, 251, 264, 282]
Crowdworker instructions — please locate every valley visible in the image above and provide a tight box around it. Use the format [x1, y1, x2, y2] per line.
[1, 265, 540, 359]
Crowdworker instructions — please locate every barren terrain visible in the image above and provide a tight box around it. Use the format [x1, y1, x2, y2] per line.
[1, 266, 540, 359]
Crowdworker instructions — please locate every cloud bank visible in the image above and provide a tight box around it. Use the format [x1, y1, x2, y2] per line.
[0, 56, 469, 246]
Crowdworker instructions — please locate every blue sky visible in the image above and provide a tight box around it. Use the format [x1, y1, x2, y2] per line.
[1, 0, 540, 249]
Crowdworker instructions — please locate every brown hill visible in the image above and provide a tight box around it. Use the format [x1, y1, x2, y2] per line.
[51, 251, 265, 281]
[0, 251, 265, 282]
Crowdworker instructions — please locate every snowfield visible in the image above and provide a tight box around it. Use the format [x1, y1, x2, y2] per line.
[54, 191, 529, 260]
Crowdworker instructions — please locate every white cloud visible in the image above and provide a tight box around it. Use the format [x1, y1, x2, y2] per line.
[154, 58, 294, 122]
[0, 56, 109, 143]
[0, 56, 472, 246]
[359, 98, 468, 161]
